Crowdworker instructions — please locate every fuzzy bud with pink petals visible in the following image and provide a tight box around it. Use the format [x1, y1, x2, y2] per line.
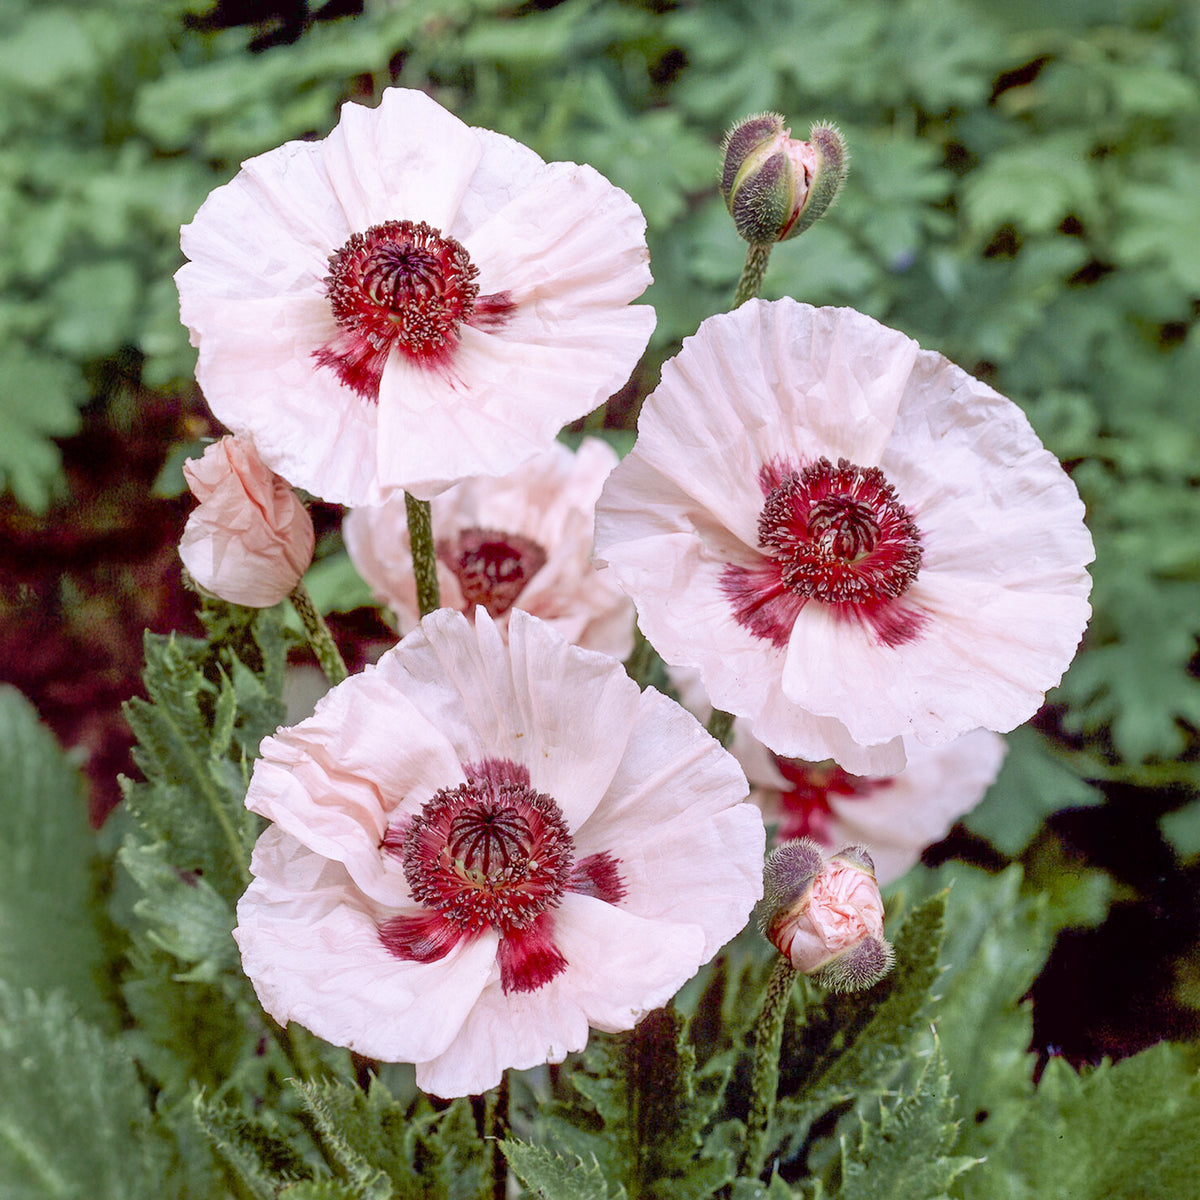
[720, 114, 847, 244]
[758, 838, 893, 992]
[179, 435, 314, 607]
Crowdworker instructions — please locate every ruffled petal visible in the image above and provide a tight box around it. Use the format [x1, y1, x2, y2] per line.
[235, 827, 498, 1062]
[465, 160, 651, 305]
[247, 665, 464, 907]
[383, 610, 640, 830]
[414, 893, 706, 1097]
[183, 293, 388, 506]
[573, 687, 764, 958]
[319, 88, 483, 232]
[825, 730, 1007, 883]
[178, 142, 345, 301]
[374, 314, 653, 499]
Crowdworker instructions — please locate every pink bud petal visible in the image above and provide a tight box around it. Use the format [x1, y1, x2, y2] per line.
[179, 435, 314, 607]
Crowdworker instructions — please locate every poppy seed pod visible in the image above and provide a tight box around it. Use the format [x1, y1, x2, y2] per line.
[720, 114, 847, 244]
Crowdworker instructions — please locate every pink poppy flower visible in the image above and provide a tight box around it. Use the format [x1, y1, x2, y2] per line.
[760, 839, 893, 991]
[344, 437, 634, 657]
[233, 608, 763, 1097]
[734, 725, 1006, 885]
[594, 299, 1093, 774]
[179, 434, 314, 607]
[176, 88, 655, 506]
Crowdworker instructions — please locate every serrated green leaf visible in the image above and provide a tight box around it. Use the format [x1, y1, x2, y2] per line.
[500, 1140, 619, 1200]
[773, 891, 947, 1159]
[964, 1043, 1200, 1200]
[194, 1093, 312, 1200]
[121, 630, 262, 902]
[0, 983, 171, 1200]
[915, 866, 1054, 1163]
[117, 839, 237, 982]
[838, 1043, 978, 1200]
[0, 687, 108, 1019]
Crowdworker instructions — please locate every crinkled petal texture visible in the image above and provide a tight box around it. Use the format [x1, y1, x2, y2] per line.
[737, 725, 1006, 885]
[178, 435, 314, 607]
[595, 299, 1094, 772]
[234, 608, 763, 1097]
[177, 87, 655, 506]
[344, 437, 634, 657]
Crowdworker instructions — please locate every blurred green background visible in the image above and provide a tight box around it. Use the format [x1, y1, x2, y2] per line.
[1, 0, 1199, 1063]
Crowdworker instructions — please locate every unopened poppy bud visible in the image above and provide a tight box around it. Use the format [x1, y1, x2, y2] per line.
[720, 114, 847, 244]
[757, 837, 894, 993]
[179, 435, 315, 607]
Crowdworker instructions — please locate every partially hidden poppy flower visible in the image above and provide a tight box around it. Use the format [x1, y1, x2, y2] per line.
[735, 726, 1006, 885]
[179, 434, 314, 607]
[233, 608, 763, 1097]
[177, 87, 655, 505]
[344, 437, 634, 657]
[595, 299, 1093, 774]
[669, 667, 1006, 885]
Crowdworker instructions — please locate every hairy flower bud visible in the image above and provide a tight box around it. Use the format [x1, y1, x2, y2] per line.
[720, 114, 847, 244]
[757, 837, 894, 992]
[179, 435, 314, 607]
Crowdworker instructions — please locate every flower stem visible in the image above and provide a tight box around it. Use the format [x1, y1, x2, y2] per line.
[484, 1073, 510, 1200]
[733, 242, 773, 308]
[288, 582, 348, 686]
[405, 492, 441, 618]
[741, 957, 799, 1179]
[706, 708, 735, 746]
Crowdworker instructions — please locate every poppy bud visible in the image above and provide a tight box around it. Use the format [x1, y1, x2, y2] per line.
[758, 837, 894, 992]
[179, 435, 314, 607]
[720, 114, 847, 244]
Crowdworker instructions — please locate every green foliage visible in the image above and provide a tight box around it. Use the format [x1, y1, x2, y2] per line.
[289, 1078, 485, 1200]
[771, 891, 948, 1163]
[0, 983, 176, 1199]
[837, 1046, 978, 1200]
[0, 686, 108, 1020]
[538, 1006, 736, 1199]
[194, 1093, 313, 1199]
[198, 1078, 490, 1200]
[963, 1042, 1200, 1200]
[500, 1141, 619, 1200]
[962, 727, 1102, 856]
[910, 865, 1085, 1169]
[121, 604, 287, 903]
[117, 839, 238, 982]
[0, 347, 84, 510]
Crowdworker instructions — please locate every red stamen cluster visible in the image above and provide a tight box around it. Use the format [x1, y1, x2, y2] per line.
[315, 219, 480, 399]
[759, 457, 922, 606]
[722, 456, 926, 647]
[399, 759, 573, 936]
[438, 527, 548, 618]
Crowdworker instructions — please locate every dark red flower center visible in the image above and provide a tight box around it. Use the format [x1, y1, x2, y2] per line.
[759, 457, 921, 605]
[399, 760, 572, 934]
[772, 756, 890, 842]
[438, 527, 548, 618]
[722, 456, 926, 648]
[378, 759, 625, 993]
[315, 219, 483, 401]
